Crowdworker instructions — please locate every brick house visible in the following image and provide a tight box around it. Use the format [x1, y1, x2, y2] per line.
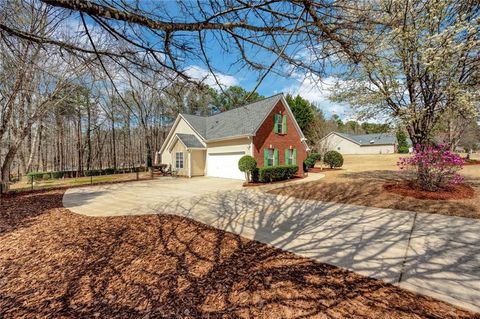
[157, 94, 309, 179]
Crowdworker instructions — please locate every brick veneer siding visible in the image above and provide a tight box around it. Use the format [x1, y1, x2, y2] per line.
[252, 100, 307, 176]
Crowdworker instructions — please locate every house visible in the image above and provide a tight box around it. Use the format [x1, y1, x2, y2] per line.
[157, 94, 309, 179]
[319, 132, 401, 154]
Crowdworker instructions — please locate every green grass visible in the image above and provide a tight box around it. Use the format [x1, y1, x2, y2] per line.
[9, 172, 152, 192]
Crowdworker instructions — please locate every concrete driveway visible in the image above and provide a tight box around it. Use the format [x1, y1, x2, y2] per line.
[63, 176, 480, 313]
[63, 177, 244, 216]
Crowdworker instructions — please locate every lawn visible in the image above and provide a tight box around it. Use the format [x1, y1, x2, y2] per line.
[9, 172, 152, 192]
[271, 153, 480, 219]
[1, 190, 477, 318]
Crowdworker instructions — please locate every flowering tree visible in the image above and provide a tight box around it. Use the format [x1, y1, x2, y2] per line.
[331, 0, 479, 148]
[398, 145, 464, 191]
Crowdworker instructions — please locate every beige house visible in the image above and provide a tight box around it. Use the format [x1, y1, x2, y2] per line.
[320, 132, 398, 155]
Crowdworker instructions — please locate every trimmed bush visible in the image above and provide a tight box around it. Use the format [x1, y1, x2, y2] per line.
[84, 169, 101, 177]
[51, 171, 64, 179]
[238, 155, 257, 182]
[398, 145, 410, 154]
[324, 151, 344, 168]
[103, 168, 115, 175]
[27, 171, 47, 181]
[258, 165, 298, 182]
[303, 152, 322, 171]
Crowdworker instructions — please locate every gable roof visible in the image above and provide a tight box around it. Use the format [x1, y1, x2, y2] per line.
[160, 93, 309, 155]
[176, 133, 205, 149]
[334, 132, 397, 146]
[180, 94, 284, 141]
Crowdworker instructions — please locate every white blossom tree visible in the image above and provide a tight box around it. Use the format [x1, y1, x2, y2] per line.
[331, 0, 479, 147]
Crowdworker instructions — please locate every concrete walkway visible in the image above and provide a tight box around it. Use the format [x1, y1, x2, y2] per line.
[63, 175, 480, 313]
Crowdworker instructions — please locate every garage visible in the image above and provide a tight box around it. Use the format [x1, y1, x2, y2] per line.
[206, 151, 245, 180]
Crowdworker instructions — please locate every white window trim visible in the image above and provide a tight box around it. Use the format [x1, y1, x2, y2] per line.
[289, 150, 295, 165]
[277, 114, 283, 134]
[175, 152, 184, 169]
[267, 149, 274, 167]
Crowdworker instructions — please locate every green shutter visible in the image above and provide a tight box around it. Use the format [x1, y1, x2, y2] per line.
[274, 149, 279, 166]
[293, 149, 297, 165]
[274, 114, 279, 133]
[264, 148, 269, 167]
[285, 149, 289, 165]
[282, 115, 287, 134]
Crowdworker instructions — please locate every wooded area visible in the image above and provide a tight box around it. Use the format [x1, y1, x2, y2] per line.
[1, 0, 478, 191]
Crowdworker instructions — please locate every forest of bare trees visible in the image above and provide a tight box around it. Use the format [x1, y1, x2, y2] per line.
[1, 0, 478, 191]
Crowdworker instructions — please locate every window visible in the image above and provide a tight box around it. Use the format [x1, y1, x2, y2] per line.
[274, 114, 287, 134]
[267, 149, 274, 166]
[277, 114, 283, 134]
[264, 148, 278, 166]
[175, 152, 184, 169]
[285, 149, 297, 165]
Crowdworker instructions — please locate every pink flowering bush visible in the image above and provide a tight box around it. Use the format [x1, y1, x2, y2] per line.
[398, 144, 464, 191]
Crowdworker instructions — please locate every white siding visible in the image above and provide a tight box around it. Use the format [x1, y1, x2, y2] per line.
[160, 117, 204, 166]
[323, 133, 395, 155]
[205, 137, 251, 179]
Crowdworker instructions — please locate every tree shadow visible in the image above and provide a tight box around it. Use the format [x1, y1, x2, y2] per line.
[270, 170, 479, 219]
[1, 190, 477, 318]
[0, 190, 66, 234]
[153, 188, 480, 314]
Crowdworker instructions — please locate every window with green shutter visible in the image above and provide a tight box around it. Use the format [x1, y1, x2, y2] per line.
[274, 114, 280, 133]
[285, 149, 290, 165]
[293, 149, 297, 165]
[274, 149, 279, 166]
[282, 115, 287, 134]
[264, 148, 269, 167]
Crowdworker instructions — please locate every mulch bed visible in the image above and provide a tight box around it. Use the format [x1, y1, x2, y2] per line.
[464, 159, 480, 166]
[242, 176, 302, 187]
[383, 182, 475, 200]
[1, 190, 478, 318]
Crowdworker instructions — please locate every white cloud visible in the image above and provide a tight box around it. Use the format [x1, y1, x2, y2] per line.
[284, 74, 355, 120]
[185, 65, 238, 90]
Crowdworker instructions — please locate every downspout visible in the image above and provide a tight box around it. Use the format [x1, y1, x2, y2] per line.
[188, 150, 192, 178]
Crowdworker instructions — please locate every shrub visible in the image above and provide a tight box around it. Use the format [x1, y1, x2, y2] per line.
[51, 171, 64, 179]
[303, 153, 322, 171]
[27, 171, 46, 181]
[324, 151, 344, 168]
[396, 131, 410, 153]
[103, 168, 115, 175]
[84, 169, 101, 177]
[238, 155, 257, 182]
[258, 165, 298, 182]
[42, 173, 52, 180]
[398, 144, 464, 191]
[398, 145, 410, 154]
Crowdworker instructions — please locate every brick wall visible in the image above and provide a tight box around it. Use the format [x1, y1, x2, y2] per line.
[252, 100, 307, 176]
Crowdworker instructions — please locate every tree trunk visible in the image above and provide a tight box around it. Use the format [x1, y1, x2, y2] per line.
[111, 116, 117, 170]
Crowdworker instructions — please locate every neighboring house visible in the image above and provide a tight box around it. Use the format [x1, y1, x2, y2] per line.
[157, 94, 309, 179]
[319, 132, 401, 154]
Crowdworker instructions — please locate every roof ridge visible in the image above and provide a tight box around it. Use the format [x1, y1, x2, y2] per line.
[218, 92, 283, 117]
[181, 93, 284, 119]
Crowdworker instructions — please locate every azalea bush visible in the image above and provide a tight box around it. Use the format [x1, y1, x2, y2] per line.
[398, 144, 464, 191]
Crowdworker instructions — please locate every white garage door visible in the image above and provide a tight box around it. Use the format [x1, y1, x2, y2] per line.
[207, 152, 245, 180]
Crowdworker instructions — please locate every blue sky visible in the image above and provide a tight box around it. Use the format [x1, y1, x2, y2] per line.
[75, 2, 354, 120]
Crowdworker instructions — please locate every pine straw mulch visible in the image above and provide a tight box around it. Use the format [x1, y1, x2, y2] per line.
[0, 190, 478, 319]
[383, 182, 475, 200]
[269, 170, 480, 219]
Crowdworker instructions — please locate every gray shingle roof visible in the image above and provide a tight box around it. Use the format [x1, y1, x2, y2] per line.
[337, 132, 397, 145]
[181, 94, 283, 141]
[176, 133, 205, 149]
